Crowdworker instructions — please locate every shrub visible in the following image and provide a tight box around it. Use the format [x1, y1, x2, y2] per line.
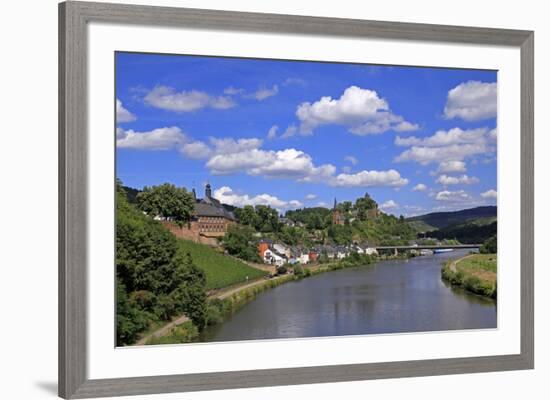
[276, 265, 288, 275]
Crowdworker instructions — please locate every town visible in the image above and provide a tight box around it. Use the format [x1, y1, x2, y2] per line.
[117, 180, 496, 346]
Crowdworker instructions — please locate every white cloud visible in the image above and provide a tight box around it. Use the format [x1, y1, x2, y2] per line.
[435, 190, 472, 202]
[444, 81, 497, 121]
[481, 189, 498, 199]
[436, 174, 479, 185]
[267, 125, 278, 140]
[393, 121, 420, 132]
[317, 201, 329, 208]
[437, 160, 467, 173]
[394, 127, 495, 165]
[116, 99, 136, 123]
[380, 200, 398, 209]
[223, 86, 245, 95]
[412, 183, 427, 192]
[206, 147, 337, 182]
[209, 137, 263, 155]
[305, 194, 317, 200]
[296, 86, 418, 135]
[280, 125, 298, 139]
[144, 86, 236, 112]
[246, 85, 279, 101]
[213, 186, 302, 210]
[344, 155, 358, 165]
[331, 169, 408, 188]
[179, 141, 212, 160]
[341, 166, 352, 173]
[116, 127, 186, 150]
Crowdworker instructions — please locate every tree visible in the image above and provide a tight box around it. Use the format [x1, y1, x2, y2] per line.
[137, 183, 195, 226]
[222, 225, 261, 262]
[480, 235, 497, 254]
[116, 182, 206, 345]
[355, 193, 378, 221]
[255, 205, 280, 232]
[327, 224, 353, 245]
[235, 205, 260, 227]
[278, 225, 311, 246]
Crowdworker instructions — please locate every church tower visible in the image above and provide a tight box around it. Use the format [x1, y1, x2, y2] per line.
[205, 183, 212, 198]
[332, 198, 345, 225]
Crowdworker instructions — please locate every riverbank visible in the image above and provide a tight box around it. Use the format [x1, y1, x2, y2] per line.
[137, 251, 415, 345]
[441, 253, 497, 299]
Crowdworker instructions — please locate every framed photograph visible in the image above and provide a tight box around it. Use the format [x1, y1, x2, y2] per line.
[59, 1, 534, 398]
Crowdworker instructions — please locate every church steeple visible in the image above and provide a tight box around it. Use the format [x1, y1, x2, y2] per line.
[205, 183, 212, 198]
[333, 197, 337, 210]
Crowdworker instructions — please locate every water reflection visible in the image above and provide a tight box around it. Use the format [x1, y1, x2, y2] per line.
[201, 249, 496, 342]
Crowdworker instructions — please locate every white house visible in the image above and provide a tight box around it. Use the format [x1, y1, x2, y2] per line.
[336, 248, 348, 260]
[262, 249, 286, 267]
[365, 247, 378, 256]
[299, 253, 310, 264]
[273, 243, 291, 259]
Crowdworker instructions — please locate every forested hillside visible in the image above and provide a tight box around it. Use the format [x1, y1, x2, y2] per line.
[406, 206, 497, 231]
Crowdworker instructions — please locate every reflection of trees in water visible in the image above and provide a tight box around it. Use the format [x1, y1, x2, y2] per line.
[442, 280, 497, 308]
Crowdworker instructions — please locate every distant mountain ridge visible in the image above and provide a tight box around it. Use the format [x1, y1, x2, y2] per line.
[406, 206, 497, 232]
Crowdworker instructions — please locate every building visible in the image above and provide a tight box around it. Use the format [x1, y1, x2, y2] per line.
[332, 198, 346, 225]
[261, 248, 287, 267]
[191, 183, 236, 237]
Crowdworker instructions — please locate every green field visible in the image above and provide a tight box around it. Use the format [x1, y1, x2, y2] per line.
[442, 254, 497, 298]
[177, 239, 266, 290]
[457, 254, 497, 274]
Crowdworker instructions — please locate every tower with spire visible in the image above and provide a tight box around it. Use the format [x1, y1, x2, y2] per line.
[332, 197, 345, 225]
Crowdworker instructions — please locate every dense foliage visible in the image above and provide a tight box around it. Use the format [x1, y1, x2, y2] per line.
[480, 234, 497, 254]
[426, 221, 497, 244]
[406, 206, 497, 231]
[177, 239, 265, 290]
[350, 213, 416, 245]
[116, 184, 207, 346]
[277, 225, 312, 246]
[122, 185, 140, 204]
[222, 225, 262, 263]
[284, 207, 332, 229]
[234, 204, 280, 232]
[137, 183, 195, 227]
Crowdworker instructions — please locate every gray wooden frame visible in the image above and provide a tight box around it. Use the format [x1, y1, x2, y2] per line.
[59, 1, 534, 398]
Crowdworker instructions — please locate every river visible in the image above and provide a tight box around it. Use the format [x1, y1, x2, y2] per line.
[202, 249, 496, 342]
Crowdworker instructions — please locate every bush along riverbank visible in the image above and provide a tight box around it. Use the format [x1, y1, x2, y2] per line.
[202, 252, 403, 337]
[145, 251, 411, 344]
[441, 254, 497, 299]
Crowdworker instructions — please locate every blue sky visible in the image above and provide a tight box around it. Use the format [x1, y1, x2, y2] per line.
[116, 52, 497, 216]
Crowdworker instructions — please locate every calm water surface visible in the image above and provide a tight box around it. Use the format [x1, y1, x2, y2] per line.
[202, 249, 496, 342]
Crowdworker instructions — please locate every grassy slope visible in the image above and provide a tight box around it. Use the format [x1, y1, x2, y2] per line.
[177, 239, 266, 290]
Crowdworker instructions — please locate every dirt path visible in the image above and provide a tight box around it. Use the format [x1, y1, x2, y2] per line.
[134, 275, 288, 345]
[135, 314, 190, 346]
[214, 275, 286, 300]
[448, 253, 475, 272]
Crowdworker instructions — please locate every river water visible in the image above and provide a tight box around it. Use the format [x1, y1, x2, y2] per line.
[202, 249, 496, 342]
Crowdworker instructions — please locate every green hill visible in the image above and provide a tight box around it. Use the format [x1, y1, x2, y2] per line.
[426, 221, 497, 244]
[177, 239, 266, 290]
[406, 206, 497, 232]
